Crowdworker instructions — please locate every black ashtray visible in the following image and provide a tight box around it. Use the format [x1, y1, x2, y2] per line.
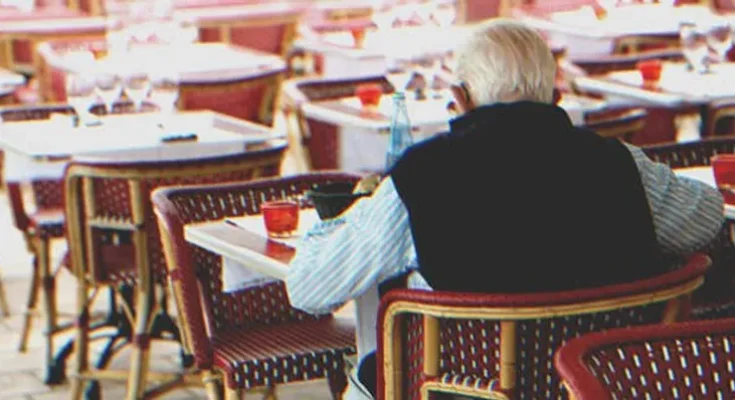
[306, 182, 370, 220]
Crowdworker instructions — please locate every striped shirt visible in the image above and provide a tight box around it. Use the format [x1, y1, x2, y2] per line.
[286, 143, 724, 315]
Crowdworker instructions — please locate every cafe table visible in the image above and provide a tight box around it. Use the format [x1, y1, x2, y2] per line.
[37, 41, 287, 123]
[0, 109, 283, 182]
[300, 90, 607, 172]
[574, 62, 735, 108]
[0, 67, 24, 104]
[184, 208, 379, 362]
[0, 7, 106, 74]
[293, 24, 475, 79]
[514, 4, 717, 59]
[674, 166, 735, 220]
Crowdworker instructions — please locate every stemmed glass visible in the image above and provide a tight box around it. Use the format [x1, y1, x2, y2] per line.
[680, 22, 710, 74]
[123, 70, 151, 113]
[95, 69, 123, 115]
[386, 58, 414, 94]
[418, 58, 444, 99]
[149, 69, 180, 129]
[65, 72, 98, 127]
[432, 1, 457, 28]
[706, 19, 733, 63]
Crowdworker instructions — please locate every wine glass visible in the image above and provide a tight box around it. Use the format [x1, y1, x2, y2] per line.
[680, 22, 710, 73]
[123, 71, 151, 113]
[386, 57, 417, 94]
[95, 69, 123, 115]
[417, 58, 443, 98]
[149, 69, 180, 128]
[66, 72, 98, 127]
[706, 19, 733, 63]
[177, 16, 199, 45]
[432, 2, 457, 28]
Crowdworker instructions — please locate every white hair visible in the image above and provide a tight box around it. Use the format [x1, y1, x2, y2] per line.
[455, 19, 556, 105]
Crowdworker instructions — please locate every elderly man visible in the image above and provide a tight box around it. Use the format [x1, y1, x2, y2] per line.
[286, 19, 724, 399]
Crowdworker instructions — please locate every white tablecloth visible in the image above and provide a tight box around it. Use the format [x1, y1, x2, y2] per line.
[0, 111, 275, 182]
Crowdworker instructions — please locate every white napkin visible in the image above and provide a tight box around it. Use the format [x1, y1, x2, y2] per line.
[222, 257, 278, 293]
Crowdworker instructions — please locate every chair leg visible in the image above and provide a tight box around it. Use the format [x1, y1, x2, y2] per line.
[203, 371, 223, 400]
[225, 386, 244, 400]
[263, 386, 277, 400]
[36, 238, 60, 383]
[18, 254, 41, 352]
[70, 278, 91, 400]
[0, 268, 11, 317]
[328, 371, 348, 400]
[125, 284, 154, 400]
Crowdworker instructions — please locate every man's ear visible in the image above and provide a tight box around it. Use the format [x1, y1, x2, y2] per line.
[451, 83, 475, 113]
[553, 88, 562, 105]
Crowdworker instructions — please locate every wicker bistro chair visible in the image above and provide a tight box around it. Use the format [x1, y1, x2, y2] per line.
[151, 173, 360, 399]
[554, 318, 735, 400]
[282, 75, 394, 170]
[63, 143, 286, 399]
[0, 101, 157, 384]
[375, 254, 711, 400]
[583, 107, 647, 142]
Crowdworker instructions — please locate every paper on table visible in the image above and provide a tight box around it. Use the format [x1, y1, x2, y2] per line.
[221, 211, 320, 293]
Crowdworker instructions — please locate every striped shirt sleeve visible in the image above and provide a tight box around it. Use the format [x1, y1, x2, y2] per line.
[286, 177, 418, 315]
[625, 144, 725, 254]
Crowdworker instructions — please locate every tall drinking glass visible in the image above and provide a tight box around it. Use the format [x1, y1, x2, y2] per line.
[149, 69, 180, 128]
[432, 2, 456, 28]
[706, 19, 733, 63]
[123, 71, 151, 113]
[95, 70, 123, 115]
[680, 22, 710, 73]
[418, 58, 443, 98]
[66, 72, 98, 127]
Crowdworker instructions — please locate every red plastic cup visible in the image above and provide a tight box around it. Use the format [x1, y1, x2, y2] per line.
[637, 59, 663, 84]
[262, 200, 299, 238]
[355, 83, 383, 108]
[712, 155, 735, 204]
[351, 27, 366, 48]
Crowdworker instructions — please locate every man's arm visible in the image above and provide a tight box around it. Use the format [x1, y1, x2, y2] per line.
[626, 144, 725, 254]
[286, 177, 416, 315]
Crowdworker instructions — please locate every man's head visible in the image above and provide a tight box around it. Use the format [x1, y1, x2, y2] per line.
[451, 19, 556, 113]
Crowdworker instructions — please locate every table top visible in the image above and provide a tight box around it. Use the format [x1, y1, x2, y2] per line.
[0, 8, 105, 34]
[295, 24, 474, 61]
[302, 90, 455, 131]
[39, 42, 287, 84]
[574, 62, 735, 107]
[174, 0, 304, 22]
[0, 67, 24, 87]
[0, 110, 280, 161]
[185, 208, 322, 280]
[675, 166, 735, 219]
[301, 92, 605, 131]
[517, 4, 719, 39]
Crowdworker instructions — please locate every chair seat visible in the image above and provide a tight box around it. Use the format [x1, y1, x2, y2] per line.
[29, 208, 65, 239]
[212, 317, 356, 389]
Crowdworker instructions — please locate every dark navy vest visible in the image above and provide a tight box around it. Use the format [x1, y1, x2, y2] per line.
[389, 101, 665, 293]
